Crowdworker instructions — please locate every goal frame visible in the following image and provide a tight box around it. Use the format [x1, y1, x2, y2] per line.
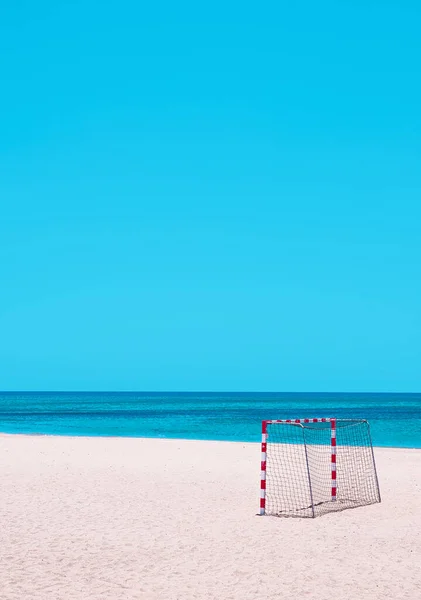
[259, 417, 381, 517]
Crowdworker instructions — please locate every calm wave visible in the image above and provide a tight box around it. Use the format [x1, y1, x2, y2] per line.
[0, 392, 420, 448]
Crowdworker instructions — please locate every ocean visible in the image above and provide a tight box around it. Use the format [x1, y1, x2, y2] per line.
[0, 392, 420, 448]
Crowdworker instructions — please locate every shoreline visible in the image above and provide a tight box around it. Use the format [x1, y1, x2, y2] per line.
[1, 430, 420, 450]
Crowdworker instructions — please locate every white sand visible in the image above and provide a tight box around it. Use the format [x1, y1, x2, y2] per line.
[0, 435, 420, 600]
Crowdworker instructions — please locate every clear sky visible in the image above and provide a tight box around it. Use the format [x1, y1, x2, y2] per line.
[1, 1, 420, 391]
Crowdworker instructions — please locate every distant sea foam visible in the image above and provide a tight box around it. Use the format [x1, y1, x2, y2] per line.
[0, 392, 420, 448]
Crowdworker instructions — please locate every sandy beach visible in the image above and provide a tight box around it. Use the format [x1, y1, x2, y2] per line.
[0, 435, 420, 600]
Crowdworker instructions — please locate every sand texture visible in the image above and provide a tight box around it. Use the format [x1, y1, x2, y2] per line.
[0, 435, 420, 600]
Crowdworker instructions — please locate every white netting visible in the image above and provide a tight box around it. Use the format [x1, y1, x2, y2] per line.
[264, 419, 380, 518]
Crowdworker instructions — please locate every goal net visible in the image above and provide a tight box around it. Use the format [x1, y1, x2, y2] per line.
[260, 418, 381, 518]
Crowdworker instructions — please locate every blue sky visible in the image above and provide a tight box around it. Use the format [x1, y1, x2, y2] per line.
[0, 1, 420, 391]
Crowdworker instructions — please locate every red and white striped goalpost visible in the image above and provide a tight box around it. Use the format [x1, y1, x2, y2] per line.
[260, 418, 337, 516]
[331, 418, 337, 502]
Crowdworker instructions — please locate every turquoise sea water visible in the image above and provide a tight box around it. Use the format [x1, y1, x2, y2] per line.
[0, 392, 420, 448]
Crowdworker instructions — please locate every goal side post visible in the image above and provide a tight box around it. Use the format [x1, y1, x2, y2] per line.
[260, 420, 267, 515]
[331, 418, 337, 502]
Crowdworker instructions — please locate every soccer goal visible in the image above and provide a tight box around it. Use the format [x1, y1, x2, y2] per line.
[260, 418, 381, 518]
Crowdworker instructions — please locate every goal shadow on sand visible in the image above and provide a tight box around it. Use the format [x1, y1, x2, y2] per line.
[274, 497, 379, 518]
